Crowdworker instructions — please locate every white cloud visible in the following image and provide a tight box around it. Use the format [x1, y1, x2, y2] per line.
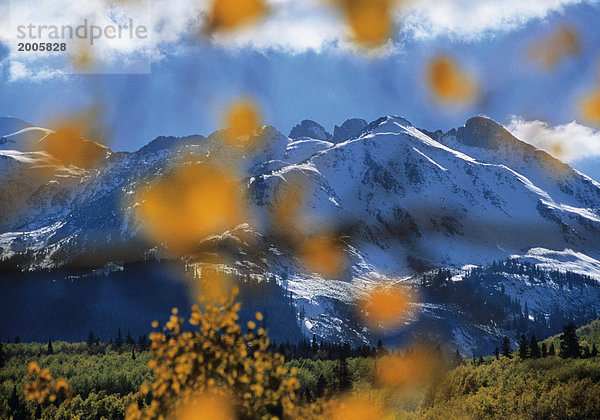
[8, 60, 65, 82]
[204, 0, 599, 50]
[1, 0, 598, 80]
[207, 1, 345, 53]
[2, 0, 153, 77]
[8, 61, 29, 81]
[200, 0, 600, 51]
[403, 0, 597, 40]
[506, 117, 600, 162]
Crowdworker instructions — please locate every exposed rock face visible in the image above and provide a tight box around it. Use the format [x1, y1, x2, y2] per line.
[288, 120, 332, 141]
[332, 118, 368, 143]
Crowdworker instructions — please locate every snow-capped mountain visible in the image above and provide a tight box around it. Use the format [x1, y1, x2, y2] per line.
[2, 114, 600, 353]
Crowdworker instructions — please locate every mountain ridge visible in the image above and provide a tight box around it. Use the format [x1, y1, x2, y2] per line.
[2, 114, 600, 351]
[2, 113, 600, 272]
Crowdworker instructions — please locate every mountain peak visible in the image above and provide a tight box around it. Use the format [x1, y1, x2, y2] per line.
[0, 117, 32, 137]
[289, 120, 332, 141]
[332, 118, 368, 143]
[363, 115, 413, 134]
[456, 116, 520, 150]
[139, 134, 207, 154]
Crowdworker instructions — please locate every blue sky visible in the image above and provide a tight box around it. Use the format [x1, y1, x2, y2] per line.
[1, 0, 600, 180]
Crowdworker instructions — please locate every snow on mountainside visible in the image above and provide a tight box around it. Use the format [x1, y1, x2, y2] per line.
[255, 116, 600, 272]
[513, 247, 600, 279]
[0, 117, 56, 152]
[0, 117, 32, 136]
[1, 114, 600, 352]
[0, 118, 112, 234]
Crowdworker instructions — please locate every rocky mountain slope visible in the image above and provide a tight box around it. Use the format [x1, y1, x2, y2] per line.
[1, 114, 600, 352]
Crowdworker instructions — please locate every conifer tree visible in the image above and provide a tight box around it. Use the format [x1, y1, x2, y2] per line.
[126, 330, 135, 346]
[541, 342, 548, 357]
[316, 374, 327, 398]
[87, 331, 95, 347]
[337, 356, 351, 392]
[494, 347, 499, 360]
[529, 335, 541, 358]
[115, 329, 123, 349]
[518, 334, 529, 359]
[549, 342, 556, 356]
[8, 385, 18, 409]
[47, 339, 53, 355]
[452, 349, 464, 367]
[138, 334, 148, 351]
[501, 336, 512, 358]
[8, 386, 22, 419]
[559, 322, 580, 358]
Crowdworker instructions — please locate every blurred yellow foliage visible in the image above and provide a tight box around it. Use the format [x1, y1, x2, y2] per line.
[272, 179, 347, 277]
[72, 43, 95, 70]
[548, 142, 565, 160]
[196, 265, 235, 305]
[207, 0, 267, 32]
[135, 161, 245, 255]
[223, 99, 263, 148]
[328, 394, 385, 420]
[339, 0, 395, 47]
[272, 180, 306, 238]
[271, 179, 348, 277]
[427, 55, 479, 105]
[376, 352, 435, 388]
[29, 108, 109, 171]
[358, 285, 413, 329]
[175, 389, 235, 420]
[580, 86, 600, 127]
[298, 235, 346, 277]
[24, 362, 73, 405]
[529, 25, 580, 69]
[37, 122, 107, 169]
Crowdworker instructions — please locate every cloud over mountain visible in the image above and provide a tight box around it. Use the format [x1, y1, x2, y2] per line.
[507, 116, 600, 163]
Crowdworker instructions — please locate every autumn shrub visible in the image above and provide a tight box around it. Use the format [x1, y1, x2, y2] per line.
[125, 286, 305, 420]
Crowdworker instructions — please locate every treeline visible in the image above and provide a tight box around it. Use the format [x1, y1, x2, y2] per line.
[1, 319, 600, 420]
[4, 318, 597, 370]
[420, 259, 600, 341]
[273, 335, 382, 362]
[489, 322, 599, 364]
[2, 332, 149, 360]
